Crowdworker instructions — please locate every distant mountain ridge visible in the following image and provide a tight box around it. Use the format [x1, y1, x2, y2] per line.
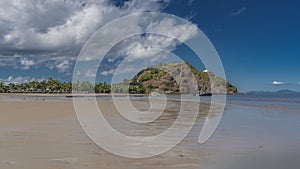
[247, 90, 300, 95]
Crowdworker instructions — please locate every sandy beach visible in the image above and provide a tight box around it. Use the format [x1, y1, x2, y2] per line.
[0, 98, 209, 169]
[1, 94, 300, 169]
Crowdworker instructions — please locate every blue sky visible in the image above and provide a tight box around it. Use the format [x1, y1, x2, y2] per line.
[0, 0, 299, 92]
[165, 0, 300, 92]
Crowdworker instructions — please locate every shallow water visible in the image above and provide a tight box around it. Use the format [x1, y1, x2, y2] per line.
[1, 93, 300, 168]
[77, 94, 300, 168]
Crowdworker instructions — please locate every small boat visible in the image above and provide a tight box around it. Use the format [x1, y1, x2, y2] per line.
[199, 93, 212, 96]
[65, 95, 85, 98]
[195, 92, 212, 96]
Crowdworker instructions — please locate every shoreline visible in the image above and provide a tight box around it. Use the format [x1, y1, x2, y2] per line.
[0, 93, 235, 97]
[0, 93, 147, 97]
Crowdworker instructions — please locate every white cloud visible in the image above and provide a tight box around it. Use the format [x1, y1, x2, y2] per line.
[0, 0, 171, 72]
[231, 7, 247, 16]
[272, 81, 286, 85]
[105, 18, 198, 64]
[20, 58, 35, 70]
[0, 76, 45, 85]
[146, 17, 198, 42]
[298, 82, 300, 85]
[85, 70, 96, 78]
[74, 10, 200, 82]
[110, 20, 197, 75]
[56, 60, 71, 72]
[115, 35, 177, 63]
[100, 69, 115, 76]
[0, 0, 201, 82]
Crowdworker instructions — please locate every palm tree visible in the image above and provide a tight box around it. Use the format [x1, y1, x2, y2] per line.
[47, 78, 61, 92]
[103, 82, 111, 93]
[8, 83, 16, 93]
[40, 81, 47, 92]
[0, 82, 6, 93]
[79, 81, 94, 93]
[61, 82, 72, 93]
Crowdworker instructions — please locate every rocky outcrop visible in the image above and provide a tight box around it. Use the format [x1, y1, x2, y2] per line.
[129, 62, 238, 94]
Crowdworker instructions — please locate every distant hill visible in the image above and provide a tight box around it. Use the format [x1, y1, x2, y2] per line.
[247, 90, 300, 95]
[128, 62, 238, 94]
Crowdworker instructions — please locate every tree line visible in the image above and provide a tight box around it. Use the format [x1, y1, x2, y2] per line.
[0, 78, 111, 93]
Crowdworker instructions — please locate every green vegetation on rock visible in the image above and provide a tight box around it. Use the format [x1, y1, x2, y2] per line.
[129, 62, 238, 94]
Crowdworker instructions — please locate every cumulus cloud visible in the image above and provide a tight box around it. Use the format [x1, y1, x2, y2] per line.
[272, 81, 286, 85]
[102, 17, 198, 64]
[0, 0, 202, 83]
[298, 82, 300, 85]
[109, 34, 178, 63]
[1, 0, 167, 50]
[0, 0, 171, 73]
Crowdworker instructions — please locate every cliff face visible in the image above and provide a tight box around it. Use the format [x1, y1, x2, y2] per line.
[129, 62, 238, 94]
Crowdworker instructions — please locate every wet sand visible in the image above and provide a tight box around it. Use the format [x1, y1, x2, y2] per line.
[1, 96, 300, 169]
[0, 100, 208, 169]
